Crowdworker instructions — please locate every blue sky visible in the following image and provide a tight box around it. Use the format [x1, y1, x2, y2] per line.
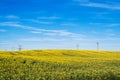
[0, 0, 120, 50]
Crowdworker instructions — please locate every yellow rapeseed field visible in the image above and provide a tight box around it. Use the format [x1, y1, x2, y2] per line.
[0, 50, 120, 80]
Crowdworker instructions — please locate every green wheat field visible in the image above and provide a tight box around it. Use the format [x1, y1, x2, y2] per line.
[0, 50, 120, 80]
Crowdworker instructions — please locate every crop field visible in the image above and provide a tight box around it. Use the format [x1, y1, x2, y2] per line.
[0, 50, 120, 80]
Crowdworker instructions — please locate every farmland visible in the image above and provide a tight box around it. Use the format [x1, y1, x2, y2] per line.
[0, 50, 120, 80]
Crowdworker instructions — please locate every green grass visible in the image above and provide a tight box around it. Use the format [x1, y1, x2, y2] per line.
[0, 50, 120, 80]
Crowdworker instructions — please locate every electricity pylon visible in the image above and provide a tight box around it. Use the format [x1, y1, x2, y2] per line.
[97, 42, 99, 51]
[18, 45, 22, 51]
[76, 44, 79, 50]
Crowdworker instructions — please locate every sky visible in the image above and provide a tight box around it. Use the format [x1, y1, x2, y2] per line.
[0, 0, 120, 50]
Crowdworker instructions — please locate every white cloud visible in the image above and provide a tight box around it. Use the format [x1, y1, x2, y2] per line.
[107, 24, 120, 27]
[89, 23, 120, 27]
[108, 33, 116, 36]
[20, 36, 120, 43]
[20, 37, 66, 42]
[0, 22, 85, 37]
[0, 29, 7, 32]
[91, 31, 99, 34]
[31, 31, 42, 34]
[89, 22, 104, 25]
[38, 16, 60, 20]
[0, 22, 39, 30]
[82, 37, 120, 41]
[29, 19, 53, 24]
[30, 29, 84, 37]
[46, 30, 80, 36]
[74, 0, 89, 3]
[60, 23, 78, 26]
[43, 33, 57, 36]
[0, 41, 9, 44]
[5, 15, 19, 19]
[74, 0, 120, 10]
[82, 2, 120, 10]
[59, 31, 73, 36]
[105, 29, 113, 33]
